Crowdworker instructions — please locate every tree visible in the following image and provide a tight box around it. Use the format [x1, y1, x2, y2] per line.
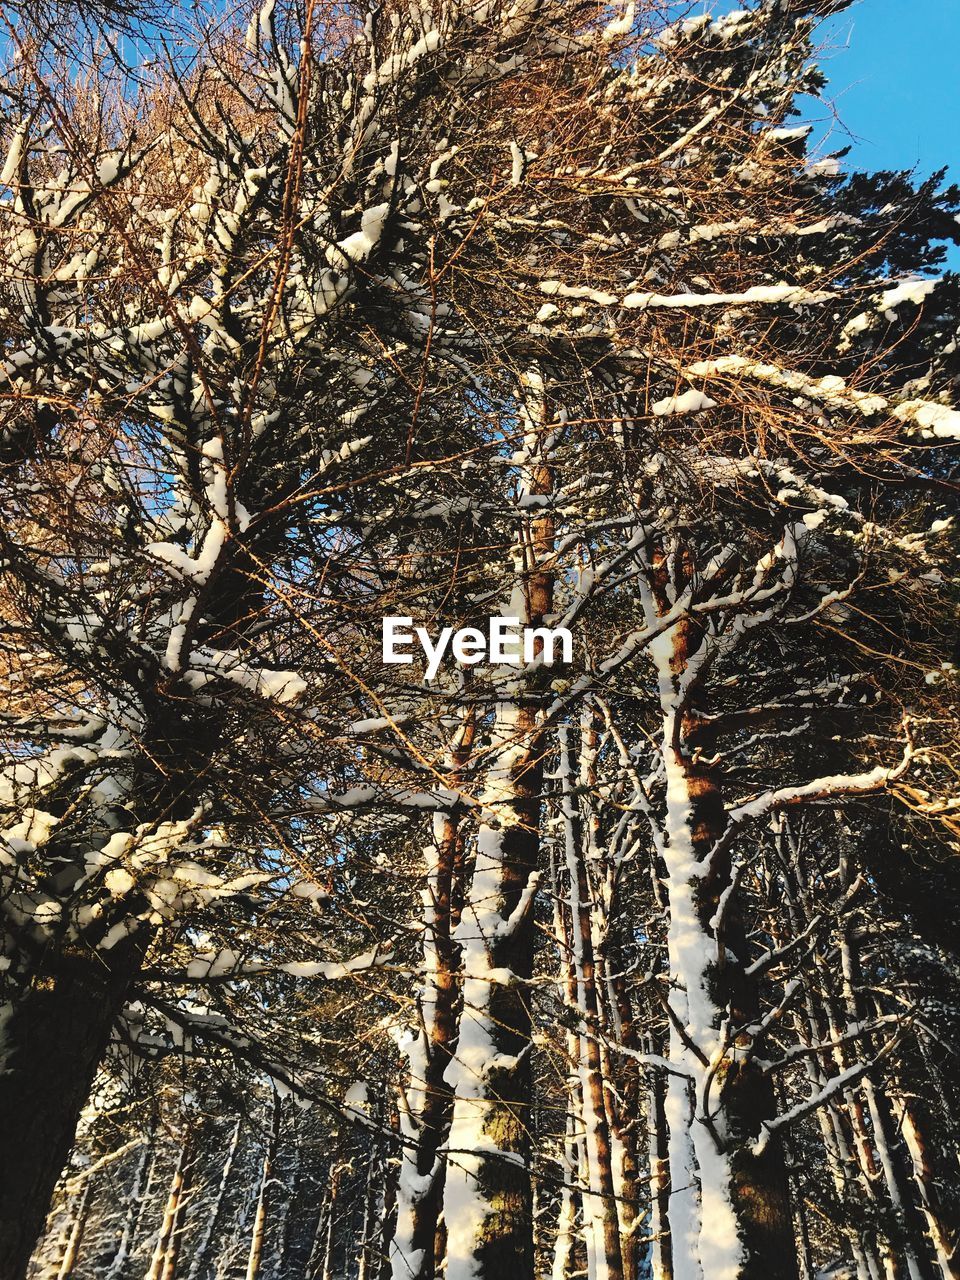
[3, 2, 960, 1279]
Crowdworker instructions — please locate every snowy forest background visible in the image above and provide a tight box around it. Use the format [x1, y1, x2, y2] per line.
[1, 1, 959, 1279]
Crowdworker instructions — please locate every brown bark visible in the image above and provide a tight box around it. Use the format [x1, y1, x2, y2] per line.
[147, 1139, 192, 1280]
[245, 1093, 281, 1280]
[55, 1182, 91, 1280]
[560, 725, 623, 1280]
[469, 698, 542, 1280]
[893, 1095, 960, 1280]
[441, 372, 554, 1280]
[668, 610, 798, 1280]
[0, 936, 147, 1280]
[389, 716, 472, 1280]
[647, 1065, 673, 1280]
[160, 1154, 190, 1280]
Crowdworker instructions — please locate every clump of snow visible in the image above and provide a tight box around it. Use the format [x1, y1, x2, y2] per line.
[880, 277, 938, 319]
[104, 868, 136, 897]
[651, 389, 717, 417]
[602, 0, 635, 41]
[624, 282, 832, 310]
[343, 1081, 369, 1110]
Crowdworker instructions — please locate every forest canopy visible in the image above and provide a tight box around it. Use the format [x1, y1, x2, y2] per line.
[0, 3, 958, 1280]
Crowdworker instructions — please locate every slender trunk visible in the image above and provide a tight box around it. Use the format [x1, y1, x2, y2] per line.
[379, 1120, 399, 1280]
[320, 1168, 341, 1280]
[559, 724, 623, 1280]
[391, 717, 472, 1280]
[598, 1004, 639, 1280]
[160, 1156, 190, 1280]
[890, 1094, 960, 1280]
[274, 1126, 301, 1280]
[774, 1080, 813, 1280]
[647, 1064, 673, 1280]
[359, 1119, 385, 1280]
[581, 709, 641, 1280]
[106, 1135, 156, 1280]
[550, 1094, 580, 1280]
[55, 1183, 91, 1280]
[246, 1095, 281, 1280]
[548, 842, 582, 1280]
[774, 825, 882, 1280]
[187, 1120, 241, 1280]
[833, 864, 921, 1280]
[305, 1184, 330, 1280]
[0, 936, 147, 1280]
[146, 1141, 191, 1280]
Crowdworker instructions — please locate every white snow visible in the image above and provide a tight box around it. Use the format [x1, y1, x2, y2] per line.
[602, 1, 635, 41]
[623, 283, 833, 310]
[651, 389, 717, 417]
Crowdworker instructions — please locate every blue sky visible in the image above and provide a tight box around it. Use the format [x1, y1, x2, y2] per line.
[692, 0, 960, 264]
[813, 0, 960, 183]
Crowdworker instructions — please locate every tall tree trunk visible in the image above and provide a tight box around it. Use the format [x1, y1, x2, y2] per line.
[441, 369, 553, 1280]
[55, 1182, 91, 1280]
[106, 1133, 156, 1280]
[558, 724, 624, 1280]
[146, 1140, 191, 1280]
[548, 841, 582, 1280]
[836, 900, 934, 1280]
[305, 1183, 330, 1280]
[889, 1093, 960, 1280]
[550, 1094, 580, 1280]
[578, 705, 642, 1280]
[651, 615, 798, 1280]
[647, 1063, 674, 1280]
[160, 1154, 190, 1280]
[273, 1123, 301, 1280]
[187, 1119, 241, 1280]
[320, 1166, 342, 1280]
[246, 1094, 281, 1280]
[391, 717, 472, 1280]
[773, 822, 883, 1280]
[441, 695, 542, 1280]
[0, 935, 147, 1280]
[359, 1108, 388, 1280]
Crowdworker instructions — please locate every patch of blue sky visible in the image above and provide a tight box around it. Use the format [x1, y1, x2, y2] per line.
[690, 0, 960, 266]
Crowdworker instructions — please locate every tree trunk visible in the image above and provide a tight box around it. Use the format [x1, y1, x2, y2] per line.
[146, 1140, 191, 1280]
[548, 842, 582, 1280]
[320, 1167, 341, 1280]
[890, 1094, 960, 1280]
[391, 717, 472, 1280]
[305, 1184, 330, 1280]
[187, 1119, 241, 1280]
[441, 696, 542, 1280]
[558, 724, 624, 1280]
[647, 1064, 674, 1280]
[773, 822, 883, 1280]
[55, 1182, 91, 1280]
[0, 936, 146, 1280]
[106, 1134, 156, 1280]
[651, 615, 798, 1280]
[246, 1094, 281, 1280]
[359, 1113, 387, 1280]
[160, 1155, 190, 1280]
[441, 369, 553, 1280]
[274, 1123, 301, 1280]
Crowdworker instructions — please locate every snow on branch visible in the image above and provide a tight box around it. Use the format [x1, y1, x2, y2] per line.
[726, 733, 914, 827]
